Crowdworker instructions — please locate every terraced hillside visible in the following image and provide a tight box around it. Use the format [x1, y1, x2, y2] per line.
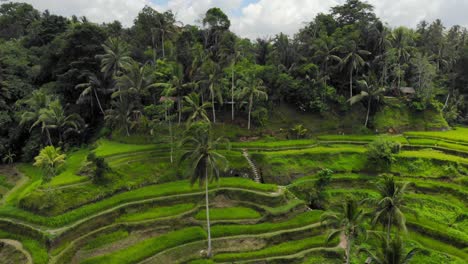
[0, 127, 467, 263]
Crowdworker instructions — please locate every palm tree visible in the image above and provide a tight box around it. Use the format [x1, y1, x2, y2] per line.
[155, 64, 190, 125]
[75, 72, 108, 115]
[157, 11, 177, 58]
[202, 60, 224, 124]
[159, 86, 176, 163]
[97, 37, 132, 78]
[321, 199, 367, 264]
[179, 122, 229, 258]
[33, 145, 66, 182]
[237, 75, 268, 130]
[2, 150, 16, 165]
[116, 61, 153, 106]
[389, 28, 412, 90]
[372, 176, 409, 240]
[313, 38, 341, 85]
[349, 76, 386, 127]
[359, 236, 421, 264]
[183, 93, 212, 125]
[105, 99, 136, 136]
[19, 90, 53, 125]
[340, 41, 371, 99]
[31, 100, 82, 145]
[97, 37, 133, 102]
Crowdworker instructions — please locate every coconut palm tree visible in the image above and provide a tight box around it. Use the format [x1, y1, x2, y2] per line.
[75, 72, 108, 115]
[389, 28, 412, 90]
[359, 235, 421, 264]
[97, 37, 132, 78]
[201, 60, 224, 124]
[321, 199, 367, 264]
[19, 90, 53, 125]
[157, 11, 177, 58]
[97, 37, 133, 103]
[116, 61, 153, 107]
[31, 100, 83, 145]
[105, 99, 137, 136]
[179, 122, 229, 258]
[237, 75, 268, 130]
[183, 93, 212, 125]
[313, 38, 341, 85]
[339, 41, 371, 99]
[2, 150, 15, 165]
[154, 64, 191, 125]
[349, 76, 386, 127]
[33, 145, 66, 182]
[372, 176, 409, 240]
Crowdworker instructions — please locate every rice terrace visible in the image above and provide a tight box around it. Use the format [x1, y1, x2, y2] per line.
[0, 0, 467, 263]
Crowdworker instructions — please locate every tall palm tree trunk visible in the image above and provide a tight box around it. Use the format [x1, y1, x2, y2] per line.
[205, 167, 212, 257]
[93, 88, 105, 115]
[365, 98, 371, 128]
[161, 32, 165, 58]
[178, 97, 182, 125]
[248, 96, 253, 130]
[211, 92, 216, 124]
[231, 67, 235, 121]
[167, 107, 173, 163]
[345, 237, 351, 264]
[46, 128, 53, 146]
[349, 69, 353, 99]
[387, 213, 392, 241]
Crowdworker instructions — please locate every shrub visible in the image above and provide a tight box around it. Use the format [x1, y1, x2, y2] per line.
[367, 137, 401, 168]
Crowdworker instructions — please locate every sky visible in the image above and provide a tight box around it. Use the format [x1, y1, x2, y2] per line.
[6, 0, 468, 39]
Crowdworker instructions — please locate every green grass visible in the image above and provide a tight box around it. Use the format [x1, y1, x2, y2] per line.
[3, 164, 42, 206]
[81, 227, 206, 264]
[231, 139, 317, 149]
[0, 229, 48, 264]
[404, 127, 468, 144]
[213, 234, 333, 262]
[93, 139, 159, 157]
[83, 230, 129, 250]
[47, 148, 89, 187]
[118, 203, 196, 222]
[407, 138, 468, 152]
[211, 210, 323, 238]
[195, 207, 261, 220]
[409, 231, 468, 262]
[0, 178, 277, 227]
[317, 134, 408, 144]
[397, 150, 468, 164]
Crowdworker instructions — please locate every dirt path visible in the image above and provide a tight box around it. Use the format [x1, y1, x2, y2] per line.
[0, 239, 33, 264]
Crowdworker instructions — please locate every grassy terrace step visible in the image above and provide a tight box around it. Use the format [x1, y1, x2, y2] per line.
[81, 227, 206, 264]
[211, 210, 323, 238]
[82, 230, 129, 250]
[404, 127, 468, 144]
[317, 134, 408, 143]
[231, 139, 317, 150]
[409, 231, 468, 262]
[118, 203, 196, 222]
[93, 139, 161, 157]
[195, 207, 261, 221]
[213, 234, 334, 262]
[0, 229, 48, 264]
[0, 178, 278, 228]
[397, 150, 468, 165]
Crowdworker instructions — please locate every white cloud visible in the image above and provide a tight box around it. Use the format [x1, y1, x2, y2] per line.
[231, 0, 339, 39]
[6, 0, 468, 38]
[7, 0, 161, 26]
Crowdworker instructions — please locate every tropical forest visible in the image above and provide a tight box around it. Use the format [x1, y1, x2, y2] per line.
[0, 0, 467, 263]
